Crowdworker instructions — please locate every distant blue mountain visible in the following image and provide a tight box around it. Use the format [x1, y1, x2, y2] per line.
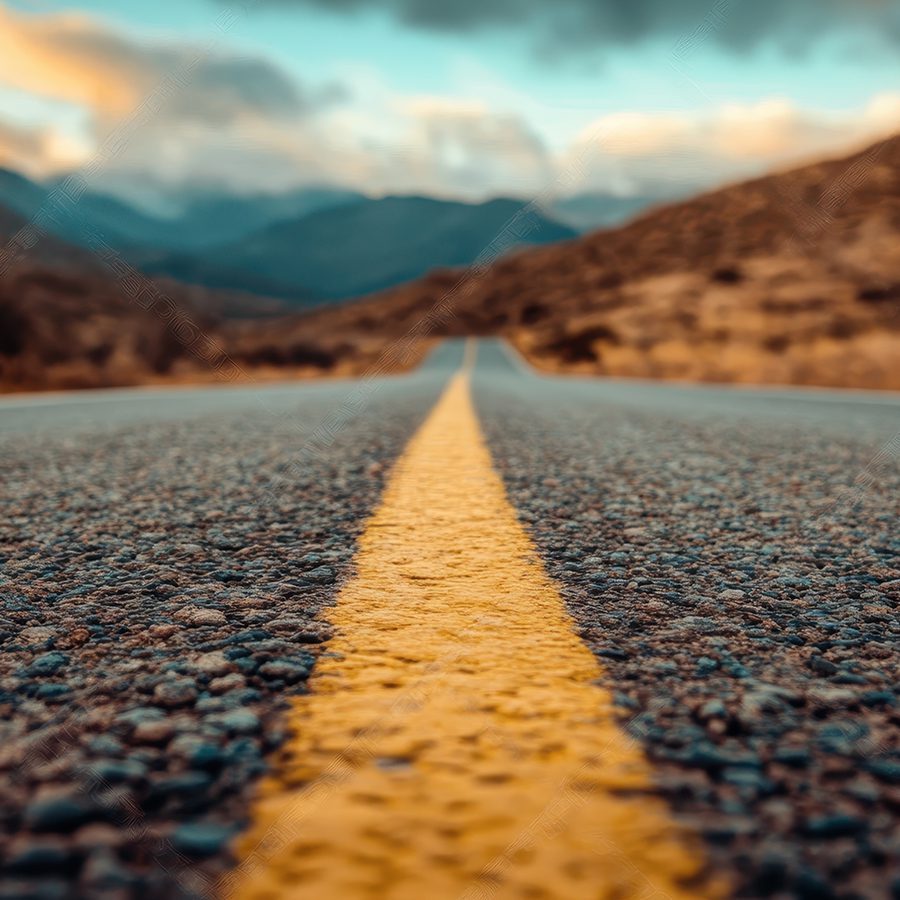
[0, 169, 576, 307]
[139, 195, 577, 303]
[0, 168, 364, 251]
[545, 191, 670, 231]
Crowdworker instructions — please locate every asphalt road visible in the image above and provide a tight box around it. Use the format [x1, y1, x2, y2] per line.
[1, 338, 898, 898]
[473, 339, 900, 899]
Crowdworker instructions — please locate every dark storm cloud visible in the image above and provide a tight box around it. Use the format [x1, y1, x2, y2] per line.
[255, 0, 900, 53]
[57, 24, 344, 125]
[161, 56, 347, 125]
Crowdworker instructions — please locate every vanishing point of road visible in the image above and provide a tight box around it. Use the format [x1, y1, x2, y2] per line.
[1, 339, 898, 899]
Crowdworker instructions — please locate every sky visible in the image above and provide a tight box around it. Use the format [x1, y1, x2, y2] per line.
[1, 0, 899, 205]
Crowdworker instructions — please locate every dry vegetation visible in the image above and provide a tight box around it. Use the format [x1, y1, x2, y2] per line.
[0, 263, 422, 392]
[2, 134, 899, 392]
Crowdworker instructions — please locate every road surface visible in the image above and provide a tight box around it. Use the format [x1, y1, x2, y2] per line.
[1, 339, 898, 899]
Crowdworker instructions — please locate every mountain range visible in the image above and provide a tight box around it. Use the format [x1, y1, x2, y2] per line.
[0, 169, 620, 307]
[3, 133, 898, 393]
[0, 169, 364, 253]
[136, 196, 576, 303]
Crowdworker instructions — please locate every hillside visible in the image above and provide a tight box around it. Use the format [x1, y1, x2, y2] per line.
[0, 201, 105, 273]
[0, 207, 289, 391]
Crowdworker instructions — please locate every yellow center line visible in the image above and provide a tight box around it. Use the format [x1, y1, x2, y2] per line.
[225, 351, 724, 900]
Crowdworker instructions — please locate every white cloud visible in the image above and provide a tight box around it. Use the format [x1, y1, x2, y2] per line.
[564, 94, 900, 196]
[371, 98, 552, 198]
[0, 118, 91, 177]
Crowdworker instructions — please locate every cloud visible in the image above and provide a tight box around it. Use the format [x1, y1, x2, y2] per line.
[0, 5, 355, 193]
[0, 118, 91, 177]
[0, 6, 897, 204]
[565, 94, 900, 196]
[252, 0, 900, 55]
[0, 6, 341, 125]
[379, 99, 552, 197]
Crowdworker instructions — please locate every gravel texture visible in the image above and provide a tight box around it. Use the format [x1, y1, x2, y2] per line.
[0, 350, 457, 899]
[2, 338, 898, 899]
[473, 339, 900, 899]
